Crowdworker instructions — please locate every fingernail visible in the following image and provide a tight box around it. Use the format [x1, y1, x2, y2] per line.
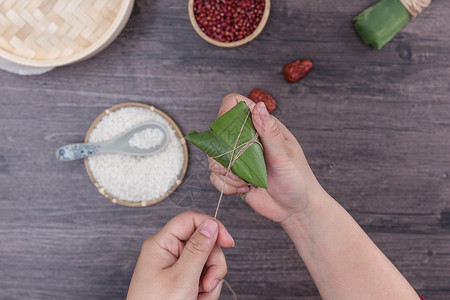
[259, 102, 269, 123]
[231, 236, 236, 247]
[237, 186, 249, 194]
[198, 219, 218, 239]
[209, 279, 220, 293]
[227, 172, 239, 181]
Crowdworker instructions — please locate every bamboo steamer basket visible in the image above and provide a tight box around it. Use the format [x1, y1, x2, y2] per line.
[0, 0, 134, 67]
[188, 0, 270, 48]
[84, 103, 189, 208]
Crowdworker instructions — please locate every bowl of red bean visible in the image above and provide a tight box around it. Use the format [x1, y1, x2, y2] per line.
[189, 0, 270, 48]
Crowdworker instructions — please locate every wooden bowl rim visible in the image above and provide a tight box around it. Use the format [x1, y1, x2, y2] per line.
[84, 102, 189, 208]
[188, 0, 271, 48]
[0, 0, 135, 67]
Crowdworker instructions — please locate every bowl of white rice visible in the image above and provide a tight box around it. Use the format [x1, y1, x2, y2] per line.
[84, 102, 188, 207]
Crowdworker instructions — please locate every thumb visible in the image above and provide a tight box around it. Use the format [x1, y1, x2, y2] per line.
[174, 219, 218, 280]
[251, 102, 289, 162]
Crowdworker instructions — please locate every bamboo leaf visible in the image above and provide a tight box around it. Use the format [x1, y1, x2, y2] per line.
[354, 0, 411, 50]
[185, 102, 268, 188]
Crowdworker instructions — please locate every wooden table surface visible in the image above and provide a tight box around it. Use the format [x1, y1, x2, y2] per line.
[1, 0, 449, 299]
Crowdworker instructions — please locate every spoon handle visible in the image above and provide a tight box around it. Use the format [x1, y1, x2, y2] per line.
[56, 143, 101, 161]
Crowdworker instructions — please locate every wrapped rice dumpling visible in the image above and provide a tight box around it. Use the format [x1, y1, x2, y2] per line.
[354, 0, 431, 50]
[185, 102, 268, 188]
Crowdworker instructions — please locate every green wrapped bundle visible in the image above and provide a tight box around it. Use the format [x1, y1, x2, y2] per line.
[185, 102, 268, 188]
[354, 0, 431, 50]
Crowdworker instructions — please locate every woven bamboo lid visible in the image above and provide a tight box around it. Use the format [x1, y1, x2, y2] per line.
[84, 103, 189, 208]
[0, 0, 134, 67]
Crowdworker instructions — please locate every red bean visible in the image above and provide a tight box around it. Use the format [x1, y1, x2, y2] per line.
[193, 0, 265, 43]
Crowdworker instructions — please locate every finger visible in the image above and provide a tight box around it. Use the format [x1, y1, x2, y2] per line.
[157, 211, 234, 250]
[201, 244, 227, 293]
[198, 280, 223, 300]
[244, 187, 277, 211]
[242, 186, 287, 223]
[276, 116, 300, 144]
[208, 157, 245, 184]
[210, 171, 248, 189]
[219, 93, 256, 117]
[251, 102, 292, 165]
[210, 173, 249, 195]
[173, 219, 218, 281]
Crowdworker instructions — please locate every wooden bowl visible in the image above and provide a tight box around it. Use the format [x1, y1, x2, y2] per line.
[188, 0, 270, 48]
[0, 0, 135, 67]
[84, 102, 189, 208]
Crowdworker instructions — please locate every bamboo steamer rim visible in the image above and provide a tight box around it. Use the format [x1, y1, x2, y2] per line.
[188, 0, 270, 48]
[0, 0, 135, 67]
[84, 102, 189, 208]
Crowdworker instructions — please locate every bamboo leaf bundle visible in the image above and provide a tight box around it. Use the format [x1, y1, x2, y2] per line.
[354, 0, 431, 50]
[185, 102, 268, 188]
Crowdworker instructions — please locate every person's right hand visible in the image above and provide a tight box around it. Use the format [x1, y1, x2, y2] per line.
[208, 93, 323, 226]
[209, 95, 423, 300]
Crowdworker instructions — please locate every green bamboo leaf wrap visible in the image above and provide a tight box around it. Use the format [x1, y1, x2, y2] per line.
[354, 0, 411, 50]
[185, 102, 268, 188]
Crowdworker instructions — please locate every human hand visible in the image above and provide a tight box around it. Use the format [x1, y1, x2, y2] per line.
[126, 210, 234, 300]
[208, 93, 323, 226]
[210, 95, 421, 300]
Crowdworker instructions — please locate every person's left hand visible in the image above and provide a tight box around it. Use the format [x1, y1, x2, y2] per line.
[127, 210, 235, 300]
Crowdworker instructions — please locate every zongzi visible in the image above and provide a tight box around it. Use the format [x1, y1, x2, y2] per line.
[185, 101, 268, 188]
[354, 0, 431, 50]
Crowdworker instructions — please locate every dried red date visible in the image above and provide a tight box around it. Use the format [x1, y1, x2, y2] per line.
[248, 88, 277, 113]
[283, 59, 313, 83]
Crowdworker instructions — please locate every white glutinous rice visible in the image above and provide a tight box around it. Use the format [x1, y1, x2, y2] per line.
[87, 107, 184, 202]
[128, 127, 164, 149]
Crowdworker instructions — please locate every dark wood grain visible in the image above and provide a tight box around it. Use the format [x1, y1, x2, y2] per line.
[1, 0, 450, 299]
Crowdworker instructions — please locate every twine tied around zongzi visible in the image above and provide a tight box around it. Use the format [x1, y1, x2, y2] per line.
[399, 0, 431, 17]
[208, 109, 259, 300]
[208, 108, 262, 300]
[210, 109, 261, 220]
[209, 133, 261, 173]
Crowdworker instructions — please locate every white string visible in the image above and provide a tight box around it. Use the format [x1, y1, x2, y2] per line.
[213, 110, 253, 220]
[222, 279, 238, 300]
[210, 107, 261, 300]
[399, 0, 431, 17]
